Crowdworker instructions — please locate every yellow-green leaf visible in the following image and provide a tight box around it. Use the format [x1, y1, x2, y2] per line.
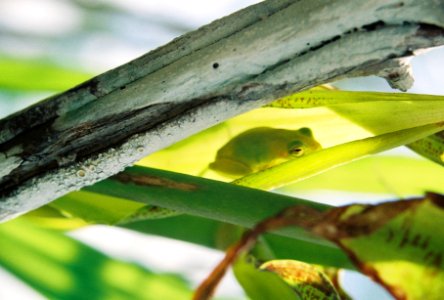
[260, 260, 340, 300]
[0, 219, 192, 299]
[0, 56, 92, 91]
[309, 193, 444, 300]
[138, 88, 444, 180]
[279, 155, 444, 198]
[48, 191, 146, 225]
[234, 122, 444, 190]
[233, 255, 341, 300]
[268, 89, 444, 109]
[136, 106, 372, 179]
[233, 255, 302, 300]
[408, 131, 444, 167]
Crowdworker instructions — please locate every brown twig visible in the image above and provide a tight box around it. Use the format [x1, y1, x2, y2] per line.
[193, 205, 323, 299]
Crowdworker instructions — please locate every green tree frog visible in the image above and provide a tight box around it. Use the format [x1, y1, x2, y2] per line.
[209, 127, 322, 177]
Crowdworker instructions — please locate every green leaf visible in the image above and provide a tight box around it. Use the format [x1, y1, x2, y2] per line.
[260, 260, 340, 300]
[233, 255, 300, 300]
[84, 166, 331, 246]
[123, 214, 353, 269]
[23, 205, 89, 230]
[28, 190, 178, 229]
[223, 191, 444, 299]
[268, 87, 444, 168]
[23, 166, 351, 269]
[0, 219, 192, 300]
[233, 122, 444, 190]
[279, 155, 444, 197]
[48, 191, 147, 225]
[329, 101, 444, 136]
[24, 166, 351, 267]
[304, 193, 444, 300]
[0, 56, 92, 91]
[136, 107, 372, 179]
[408, 131, 444, 167]
[138, 88, 444, 179]
[267, 89, 444, 109]
[233, 256, 341, 300]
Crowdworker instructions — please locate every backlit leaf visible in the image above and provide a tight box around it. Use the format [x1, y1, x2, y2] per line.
[303, 193, 444, 300]
[279, 155, 444, 198]
[408, 131, 444, 167]
[233, 255, 301, 300]
[260, 260, 340, 300]
[267, 89, 444, 109]
[0, 56, 92, 91]
[0, 219, 192, 300]
[234, 123, 444, 190]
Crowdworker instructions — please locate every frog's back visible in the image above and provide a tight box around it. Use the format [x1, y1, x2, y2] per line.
[210, 127, 321, 176]
[215, 127, 285, 167]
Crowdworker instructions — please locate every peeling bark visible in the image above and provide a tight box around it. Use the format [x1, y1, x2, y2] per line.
[1, 0, 444, 221]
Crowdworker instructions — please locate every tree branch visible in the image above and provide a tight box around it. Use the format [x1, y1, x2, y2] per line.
[1, 0, 444, 221]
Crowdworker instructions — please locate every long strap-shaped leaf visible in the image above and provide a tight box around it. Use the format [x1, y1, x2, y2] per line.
[234, 122, 444, 190]
[85, 166, 331, 246]
[408, 131, 444, 166]
[0, 219, 193, 299]
[267, 88, 444, 167]
[267, 89, 444, 108]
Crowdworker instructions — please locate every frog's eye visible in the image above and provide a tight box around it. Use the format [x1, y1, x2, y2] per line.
[288, 140, 304, 157]
[298, 127, 313, 137]
[289, 147, 304, 156]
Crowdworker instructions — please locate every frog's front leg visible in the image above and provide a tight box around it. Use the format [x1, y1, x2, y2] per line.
[209, 157, 253, 177]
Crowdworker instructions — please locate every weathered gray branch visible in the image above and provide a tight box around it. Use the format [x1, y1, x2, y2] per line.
[1, 0, 444, 221]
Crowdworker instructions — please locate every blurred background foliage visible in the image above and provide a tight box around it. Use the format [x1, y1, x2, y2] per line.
[0, 0, 443, 299]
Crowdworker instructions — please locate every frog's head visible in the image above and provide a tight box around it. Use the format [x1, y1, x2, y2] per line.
[287, 127, 322, 157]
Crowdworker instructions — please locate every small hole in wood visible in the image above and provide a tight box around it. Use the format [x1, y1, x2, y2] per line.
[213, 62, 219, 69]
